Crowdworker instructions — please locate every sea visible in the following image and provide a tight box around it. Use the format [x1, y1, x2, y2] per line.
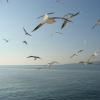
[0, 64, 100, 100]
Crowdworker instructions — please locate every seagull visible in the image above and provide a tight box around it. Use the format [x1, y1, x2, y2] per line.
[48, 61, 59, 67]
[3, 39, 9, 43]
[87, 52, 98, 63]
[70, 53, 78, 58]
[32, 14, 71, 32]
[92, 19, 100, 29]
[37, 12, 55, 19]
[61, 12, 80, 29]
[77, 49, 84, 54]
[22, 40, 28, 45]
[26, 56, 41, 60]
[23, 27, 32, 37]
[81, 52, 98, 64]
[70, 49, 84, 58]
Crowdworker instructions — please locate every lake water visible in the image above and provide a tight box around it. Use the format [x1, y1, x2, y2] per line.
[0, 64, 100, 100]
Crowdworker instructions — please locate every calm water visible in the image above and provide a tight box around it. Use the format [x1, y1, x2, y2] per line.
[0, 64, 100, 100]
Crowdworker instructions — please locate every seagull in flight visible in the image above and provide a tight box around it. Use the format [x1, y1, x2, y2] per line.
[26, 56, 41, 60]
[3, 39, 9, 43]
[70, 53, 78, 58]
[23, 27, 32, 37]
[32, 14, 71, 32]
[22, 40, 28, 45]
[48, 61, 59, 67]
[87, 52, 98, 63]
[92, 19, 100, 29]
[77, 49, 84, 54]
[61, 12, 80, 29]
[70, 49, 84, 58]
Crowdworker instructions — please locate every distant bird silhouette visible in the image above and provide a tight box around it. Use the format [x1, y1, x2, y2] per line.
[77, 49, 84, 54]
[61, 12, 80, 29]
[23, 27, 32, 36]
[70, 49, 84, 58]
[87, 52, 98, 63]
[22, 40, 28, 45]
[48, 61, 59, 67]
[79, 51, 98, 64]
[32, 14, 71, 32]
[70, 53, 78, 58]
[26, 56, 41, 60]
[92, 19, 100, 29]
[3, 39, 9, 43]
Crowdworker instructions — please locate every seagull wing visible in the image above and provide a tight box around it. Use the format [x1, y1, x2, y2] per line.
[70, 54, 77, 58]
[32, 23, 45, 32]
[77, 50, 84, 54]
[37, 12, 55, 19]
[53, 17, 71, 22]
[26, 56, 34, 58]
[23, 27, 28, 34]
[70, 12, 80, 18]
[61, 20, 68, 29]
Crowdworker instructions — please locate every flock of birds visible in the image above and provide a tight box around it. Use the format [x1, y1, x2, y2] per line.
[1, 0, 100, 68]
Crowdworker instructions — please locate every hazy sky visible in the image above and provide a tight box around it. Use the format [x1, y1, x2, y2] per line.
[0, 0, 100, 65]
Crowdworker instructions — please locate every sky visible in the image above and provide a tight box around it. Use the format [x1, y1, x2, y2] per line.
[0, 0, 100, 65]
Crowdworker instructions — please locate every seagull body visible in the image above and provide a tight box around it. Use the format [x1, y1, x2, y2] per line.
[92, 19, 100, 29]
[23, 41, 28, 45]
[61, 12, 80, 29]
[32, 14, 71, 32]
[27, 56, 41, 60]
[23, 27, 32, 36]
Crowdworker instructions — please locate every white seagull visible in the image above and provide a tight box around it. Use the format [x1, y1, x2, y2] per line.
[32, 14, 71, 32]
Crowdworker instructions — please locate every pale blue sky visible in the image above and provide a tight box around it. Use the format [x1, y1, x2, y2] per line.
[0, 0, 100, 65]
